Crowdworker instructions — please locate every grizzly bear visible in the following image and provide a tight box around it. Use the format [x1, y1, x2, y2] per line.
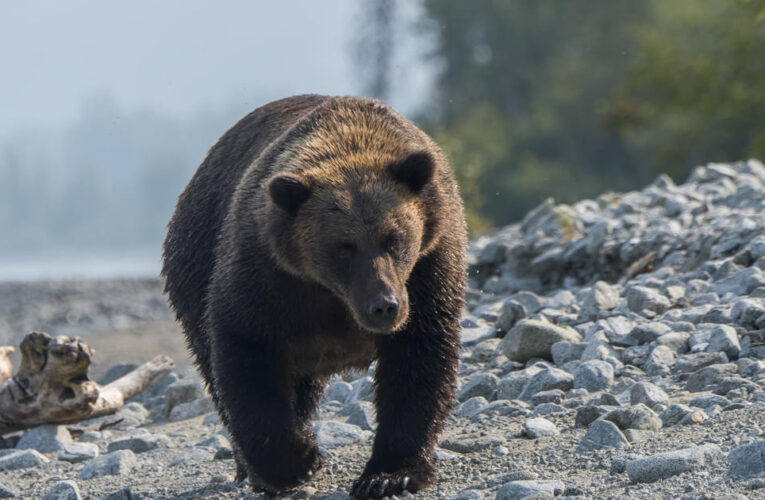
[162, 95, 467, 498]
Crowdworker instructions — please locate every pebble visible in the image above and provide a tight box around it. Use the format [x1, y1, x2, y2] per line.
[626, 444, 723, 483]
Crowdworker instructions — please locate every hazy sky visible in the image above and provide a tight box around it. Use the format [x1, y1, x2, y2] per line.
[0, 1, 431, 143]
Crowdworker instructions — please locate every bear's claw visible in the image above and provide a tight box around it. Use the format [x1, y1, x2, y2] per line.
[351, 472, 416, 498]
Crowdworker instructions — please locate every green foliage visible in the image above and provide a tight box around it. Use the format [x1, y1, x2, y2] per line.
[418, 0, 765, 231]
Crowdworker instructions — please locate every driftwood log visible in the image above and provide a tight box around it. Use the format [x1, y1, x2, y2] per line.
[0, 331, 174, 435]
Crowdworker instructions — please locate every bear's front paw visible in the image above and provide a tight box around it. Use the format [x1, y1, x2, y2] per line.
[248, 440, 324, 493]
[351, 460, 435, 499]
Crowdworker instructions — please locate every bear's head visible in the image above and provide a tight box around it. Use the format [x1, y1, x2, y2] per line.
[265, 151, 441, 333]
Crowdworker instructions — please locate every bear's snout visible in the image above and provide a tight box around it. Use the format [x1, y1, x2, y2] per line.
[366, 294, 399, 327]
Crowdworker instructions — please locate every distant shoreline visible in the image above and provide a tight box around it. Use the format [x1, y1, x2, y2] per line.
[0, 252, 161, 282]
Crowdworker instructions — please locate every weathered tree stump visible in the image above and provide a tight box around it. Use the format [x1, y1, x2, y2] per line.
[0, 331, 174, 435]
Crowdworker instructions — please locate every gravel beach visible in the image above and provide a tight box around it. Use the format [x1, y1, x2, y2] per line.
[4, 160, 765, 499]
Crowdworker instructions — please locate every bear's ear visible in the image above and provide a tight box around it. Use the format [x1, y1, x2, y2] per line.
[388, 152, 434, 194]
[268, 173, 311, 213]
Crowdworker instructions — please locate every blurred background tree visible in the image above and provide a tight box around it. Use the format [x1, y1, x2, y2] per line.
[383, 0, 765, 232]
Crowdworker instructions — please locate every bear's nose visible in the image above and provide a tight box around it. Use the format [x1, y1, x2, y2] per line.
[367, 295, 399, 322]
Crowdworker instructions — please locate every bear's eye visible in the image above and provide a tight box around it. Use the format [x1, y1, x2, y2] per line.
[336, 242, 356, 260]
[384, 233, 403, 256]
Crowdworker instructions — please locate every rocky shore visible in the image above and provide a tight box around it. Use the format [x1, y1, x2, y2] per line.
[3, 160, 765, 498]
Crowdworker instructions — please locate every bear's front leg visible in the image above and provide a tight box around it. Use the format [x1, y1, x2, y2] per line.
[352, 248, 463, 499]
[210, 331, 323, 493]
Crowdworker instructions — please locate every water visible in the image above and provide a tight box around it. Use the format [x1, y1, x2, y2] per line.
[0, 249, 161, 281]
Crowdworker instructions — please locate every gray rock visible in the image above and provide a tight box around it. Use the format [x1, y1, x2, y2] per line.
[532, 403, 566, 415]
[630, 382, 669, 409]
[610, 453, 644, 474]
[659, 404, 693, 427]
[79, 431, 111, 443]
[326, 380, 353, 402]
[98, 488, 137, 500]
[163, 380, 203, 415]
[728, 440, 765, 479]
[647, 345, 675, 365]
[344, 401, 377, 431]
[16, 425, 71, 453]
[690, 324, 741, 359]
[313, 421, 372, 449]
[602, 404, 662, 432]
[79, 450, 137, 479]
[626, 444, 723, 483]
[523, 418, 559, 438]
[550, 341, 587, 366]
[110, 402, 149, 430]
[518, 367, 574, 401]
[578, 419, 630, 452]
[497, 299, 527, 332]
[346, 376, 375, 403]
[456, 396, 489, 418]
[0, 449, 49, 471]
[497, 365, 546, 400]
[629, 322, 671, 345]
[626, 286, 671, 315]
[686, 363, 738, 392]
[470, 338, 502, 363]
[169, 448, 213, 467]
[58, 442, 99, 463]
[575, 405, 611, 427]
[107, 433, 172, 453]
[623, 429, 656, 444]
[677, 344, 724, 369]
[458, 373, 499, 402]
[574, 360, 614, 392]
[439, 434, 505, 453]
[495, 480, 564, 499]
[0, 484, 17, 498]
[41, 480, 81, 500]
[578, 281, 620, 321]
[453, 489, 484, 500]
[196, 434, 232, 458]
[689, 394, 729, 411]
[500, 319, 582, 362]
[529, 389, 564, 406]
[168, 396, 214, 421]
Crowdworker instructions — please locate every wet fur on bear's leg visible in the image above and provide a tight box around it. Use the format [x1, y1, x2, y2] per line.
[352, 238, 463, 499]
[208, 314, 323, 492]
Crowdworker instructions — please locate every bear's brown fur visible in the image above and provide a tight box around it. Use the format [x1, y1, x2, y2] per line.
[162, 95, 467, 498]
